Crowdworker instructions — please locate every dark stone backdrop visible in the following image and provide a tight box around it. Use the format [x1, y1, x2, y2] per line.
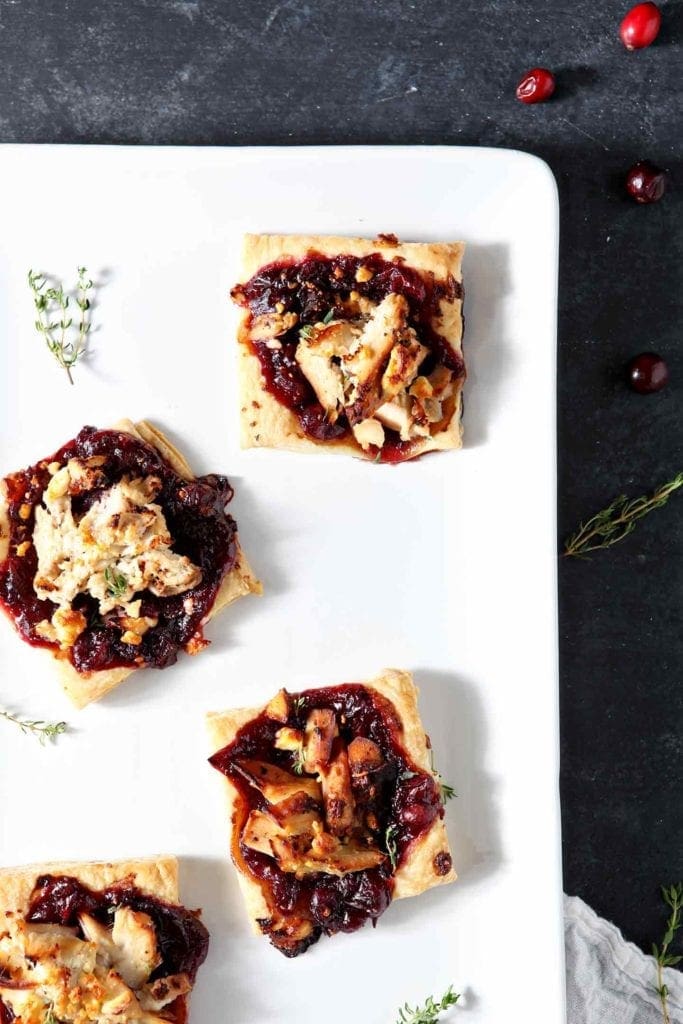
[0, 0, 681, 954]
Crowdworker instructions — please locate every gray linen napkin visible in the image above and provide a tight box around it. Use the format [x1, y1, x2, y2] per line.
[565, 895, 683, 1023]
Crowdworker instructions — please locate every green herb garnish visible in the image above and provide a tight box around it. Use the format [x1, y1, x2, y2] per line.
[385, 823, 399, 869]
[292, 746, 306, 775]
[322, 308, 336, 324]
[429, 750, 456, 804]
[104, 566, 128, 600]
[564, 473, 683, 558]
[28, 266, 93, 384]
[653, 883, 683, 1024]
[0, 709, 67, 745]
[439, 780, 457, 802]
[395, 985, 460, 1023]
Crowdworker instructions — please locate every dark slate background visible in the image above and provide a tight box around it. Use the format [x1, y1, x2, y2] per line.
[1, 0, 681, 955]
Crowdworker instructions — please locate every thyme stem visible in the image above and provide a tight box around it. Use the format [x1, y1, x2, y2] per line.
[28, 266, 93, 384]
[653, 883, 683, 1024]
[395, 985, 460, 1023]
[564, 473, 683, 557]
[0, 709, 67, 745]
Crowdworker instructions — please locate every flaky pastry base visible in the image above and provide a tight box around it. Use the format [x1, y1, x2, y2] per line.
[0, 419, 262, 709]
[0, 855, 179, 917]
[206, 668, 456, 941]
[235, 233, 465, 461]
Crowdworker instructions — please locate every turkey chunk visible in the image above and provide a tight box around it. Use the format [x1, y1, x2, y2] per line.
[32, 467, 202, 640]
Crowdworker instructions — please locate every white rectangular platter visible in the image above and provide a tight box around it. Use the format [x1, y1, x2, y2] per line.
[0, 145, 562, 1023]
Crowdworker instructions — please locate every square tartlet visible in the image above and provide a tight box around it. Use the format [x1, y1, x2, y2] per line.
[231, 233, 465, 463]
[207, 669, 455, 957]
[0, 419, 261, 708]
[0, 856, 209, 1024]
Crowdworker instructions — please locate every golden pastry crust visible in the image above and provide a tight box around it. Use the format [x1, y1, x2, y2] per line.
[234, 233, 465, 461]
[0, 856, 205, 1024]
[0, 420, 262, 709]
[206, 669, 456, 950]
[0, 856, 179, 915]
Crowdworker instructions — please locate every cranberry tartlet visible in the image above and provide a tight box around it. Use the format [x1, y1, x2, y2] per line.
[207, 669, 455, 957]
[0, 419, 261, 708]
[0, 856, 208, 1024]
[231, 234, 465, 462]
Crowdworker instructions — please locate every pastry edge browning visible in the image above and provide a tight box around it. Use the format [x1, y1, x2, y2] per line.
[0, 856, 194, 1024]
[0, 419, 262, 709]
[206, 669, 456, 943]
[0, 855, 180, 913]
[235, 233, 465, 461]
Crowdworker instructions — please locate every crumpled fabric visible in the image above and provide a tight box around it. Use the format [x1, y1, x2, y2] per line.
[565, 895, 683, 1023]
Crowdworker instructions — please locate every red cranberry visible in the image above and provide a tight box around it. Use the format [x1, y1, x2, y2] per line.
[625, 161, 667, 203]
[516, 67, 556, 104]
[626, 353, 669, 393]
[620, 2, 661, 49]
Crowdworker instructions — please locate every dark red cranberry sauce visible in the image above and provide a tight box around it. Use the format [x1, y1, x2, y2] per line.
[26, 874, 209, 983]
[0, 426, 237, 673]
[231, 252, 464, 452]
[209, 684, 443, 953]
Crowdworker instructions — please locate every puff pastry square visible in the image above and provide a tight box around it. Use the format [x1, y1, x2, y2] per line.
[207, 668, 456, 957]
[0, 855, 208, 1024]
[231, 233, 465, 462]
[0, 419, 261, 708]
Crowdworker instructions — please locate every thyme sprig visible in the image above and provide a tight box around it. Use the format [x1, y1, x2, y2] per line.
[429, 751, 457, 804]
[104, 566, 128, 600]
[385, 824, 398, 869]
[564, 473, 683, 558]
[292, 745, 306, 775]
[395, 985, 460, 1023]
[653, 883, 683, 1024]
[28, 266, 93, 384]
[439, 780, 457, 802]
[0, 709, 67, 745]
[298, 307, 336, 342]
[44, 1005, 61, 1024]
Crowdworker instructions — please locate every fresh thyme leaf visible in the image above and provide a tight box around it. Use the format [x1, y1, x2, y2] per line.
[385, 823, 399, 869]
[322, 308, 336, 324]
[0, 709, 67, 745]
[292, 746, 306, 775]
[28, 266, 93, 385]
[299, 324, 316, 341]
[428, 750, 456, 804]
[104, 565, 128, 600]
[564, 473, 683, 558]
[395, 985, 460, 1023]
[653, 882, 683, 1024]
[293, 696, 306, 713]
[439, 780, 457, 802]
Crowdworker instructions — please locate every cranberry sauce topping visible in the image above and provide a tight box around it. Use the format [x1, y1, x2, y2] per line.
[26, 874, 209, 983]
[0, 426, 237, 673]
[231, 252, 464, 450]
[210, 684, 443, 953]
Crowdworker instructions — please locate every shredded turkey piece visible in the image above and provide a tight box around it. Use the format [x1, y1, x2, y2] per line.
[32, 458, 202, 645]
[0, 908, 188, 1024]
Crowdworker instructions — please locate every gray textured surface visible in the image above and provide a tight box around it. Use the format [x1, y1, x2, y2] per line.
[0, 0, 681, 954]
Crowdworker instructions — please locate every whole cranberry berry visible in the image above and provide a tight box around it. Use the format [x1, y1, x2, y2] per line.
[625, 161, 667, 203]
[516, 68, 556, 104]
[626, 353, 669, 394]
[620, 2, 661, 49]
